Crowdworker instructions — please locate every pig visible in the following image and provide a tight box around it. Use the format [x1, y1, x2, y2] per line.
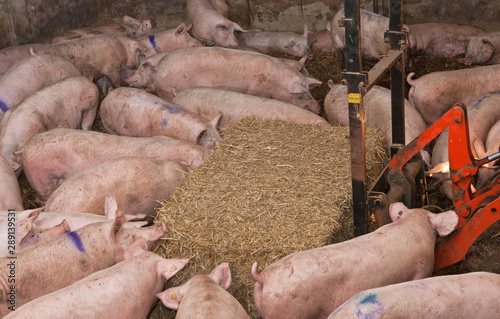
[473, 120, 500, 189]
[186, 0, 246, 47]
[99, 87, 221, 149]
[171, 87, 330, 130]
[251, 202, 459, 319]
[236, 24, 311, 57]
[44, 156, 189, 218]
[464, 31, 500, 66]
[143, 46, 322, 114]
[406, 64, 500, 125]
[331, 7, 410, 63]
[0, 54, 81, 116]
[0, 194, 168, 316]
[136, 23, 204, 56]
[0, 154, 23, 211]
[327, 272, 500, 319]
[159, 262, 250, 319]
[308, 22, 334, 52]
[407, 23, 485, 59]
[0, 76, 99, 176]
[34, 211, 149, 231]
[0, 208, 70, 257]
[124, 52, 171, 92]
[21, 128, 208, 202]
[49, 15, 152, 43]
[323, 82, 427, 152]
[0, 43, 48, 70]
[3, 239, 189, 319]
[428, 90, 500, 198]
[35, 34, 148, 87]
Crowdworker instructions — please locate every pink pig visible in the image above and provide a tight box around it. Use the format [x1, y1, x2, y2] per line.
[44, 156, 189, 218]
[99, 87, 221, 149]
[171, 87, 329, 130]
[136, 23, 204, 56]
[159, 262, 250, 319]
[149, 47, 322, 114]
[0, 208, 70, 257]
[236, 24, 311, 57]
[327, 272, 500, 319]
[123, 52, 171, 92]
[21, 128, 208, 203]
[49, 15, 152, 43]
[0, 76, 99, 176]
[187, 0, 246, 47]
[36, 34, 148, 87]
[0, 43, 48, 70]
[324, 82, 428, 153]
[4, 240, 189, 319]
[308, 22, 334, 52]
[251, 202, 458, 319]
[0, 194, 168, 316]
[0, 54, 81, 117]
[0, 154, 23, 211]
[464, 31, 500, 66]
[34, 211, 148, 231]
[407, 64, 500, 125]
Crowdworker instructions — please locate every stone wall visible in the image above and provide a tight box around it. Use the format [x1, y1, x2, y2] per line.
[0, 0, 498, 49]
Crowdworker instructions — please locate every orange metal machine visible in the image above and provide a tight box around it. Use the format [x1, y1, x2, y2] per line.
[387, 102, 500, 270]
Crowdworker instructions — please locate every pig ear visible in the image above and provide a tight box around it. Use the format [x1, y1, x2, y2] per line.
[123, 237, 148, 259]
[209, 262, 232, 290]
[472, 138, 486, 159]
[290, 81, 307, 94]
[428, 210, 459, 236]
[307, 76, 322, 89]
[210, 113, 223, 130]
[105, 194, 118, 220]
[284, 40, 296, 49]
[388, 202, 411, 222]
[326, 21, 331, 31]
[141, 20, 152, 32]
[175, 23, 188, 35]
[16, 215, 38, 242]
[303, 24, 309, 37]
[327, 79, 336, 89]
[158, 286, 187, 310]
[112, 209, 127, 236]
[232, 22, 246, 33]
[123, 15, 138, 24]
[159, 257, 191, 281]
[27, 207, 43, 220]
[332, 31, 344, 49]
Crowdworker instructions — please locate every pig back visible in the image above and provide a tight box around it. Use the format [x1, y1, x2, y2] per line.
[44, 156, 188, 216]
[154, 47, 315, 111]
[172, 86, 329, 129]
[0, 54, 81, 110]
[100, 87, 217, 146]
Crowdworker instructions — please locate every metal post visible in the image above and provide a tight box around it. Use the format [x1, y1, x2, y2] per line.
[341, 0, 369, 236]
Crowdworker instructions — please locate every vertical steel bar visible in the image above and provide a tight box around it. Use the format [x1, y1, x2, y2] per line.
[343, 0, 368, 236]
[389, 0, 406, 158]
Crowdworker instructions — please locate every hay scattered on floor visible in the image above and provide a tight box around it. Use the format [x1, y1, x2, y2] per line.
[150, 118, 388, 319]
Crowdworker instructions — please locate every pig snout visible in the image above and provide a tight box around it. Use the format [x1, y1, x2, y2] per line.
[303, 99, 322, 115]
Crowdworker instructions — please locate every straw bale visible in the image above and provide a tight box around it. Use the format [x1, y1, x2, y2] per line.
[150, 118, 388, 319]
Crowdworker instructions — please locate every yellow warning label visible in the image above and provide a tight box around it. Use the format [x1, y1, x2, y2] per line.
[348, 93, 361, 104]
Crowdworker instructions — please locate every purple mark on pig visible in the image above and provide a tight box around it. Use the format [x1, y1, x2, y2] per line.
[67, 231, 85, 253]
[355, 294, 384, 319]
[123, 92, 186, 114]
[473, 90, 500, 107]
[149, 35, 157, 50]
[0, 99, 8, 112]
[362, 11, 378, 17]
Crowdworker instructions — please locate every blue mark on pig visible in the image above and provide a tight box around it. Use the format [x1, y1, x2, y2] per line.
[355, 293, 384, 319]
[67, 231, 85, 253]
[0, 99, 8, 112]
[148, 35, 157, 50]
[473, 90, 500, 107]
[160, 117, 168, 128]
[362, 10, 379, 17]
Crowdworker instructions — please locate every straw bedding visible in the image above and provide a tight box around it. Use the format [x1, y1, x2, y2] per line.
[150, 117, 389, 318]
